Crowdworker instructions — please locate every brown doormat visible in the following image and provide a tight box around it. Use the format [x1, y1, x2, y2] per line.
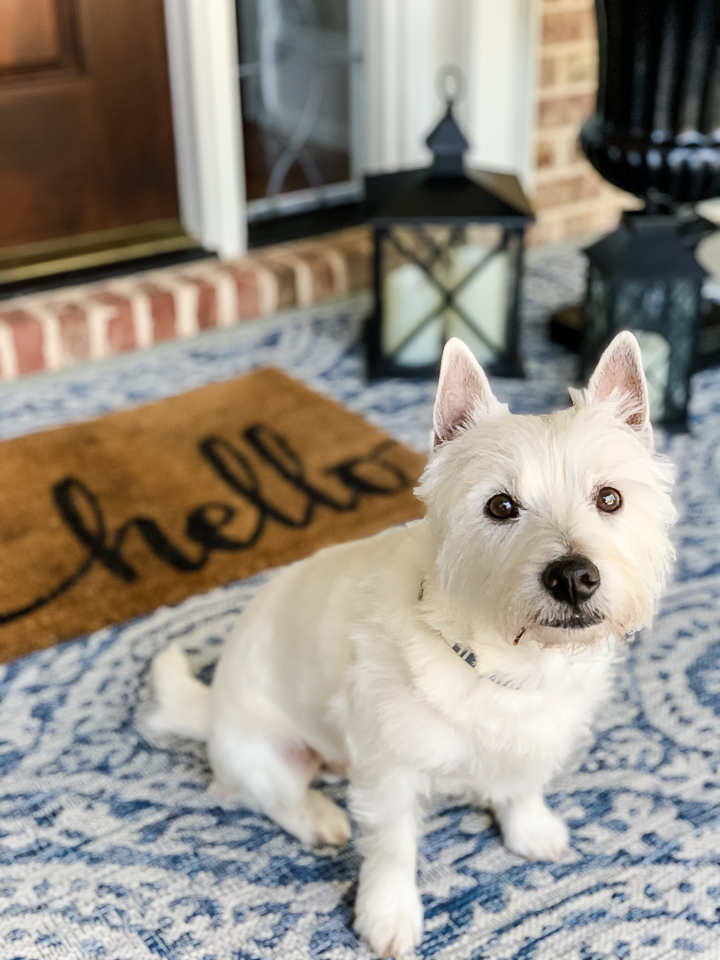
[0, 369, 427, 661]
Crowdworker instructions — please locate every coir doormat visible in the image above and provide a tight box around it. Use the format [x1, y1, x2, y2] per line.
[0, 368, 426, 661]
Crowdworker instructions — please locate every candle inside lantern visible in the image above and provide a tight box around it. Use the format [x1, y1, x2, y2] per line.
[444, 245, 509, 365]
[633, 329, 670, 423]
[382, 263, 444, 367]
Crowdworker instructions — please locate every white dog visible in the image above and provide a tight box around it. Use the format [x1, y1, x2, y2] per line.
[151, 332, 675, 957]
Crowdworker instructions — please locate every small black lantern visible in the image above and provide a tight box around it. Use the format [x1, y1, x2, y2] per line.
[364, 76, 533, 379]
[582, 213, 708, 429]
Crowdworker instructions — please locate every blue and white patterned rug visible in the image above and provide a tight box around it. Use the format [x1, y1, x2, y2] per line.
[1, 250, 720, 960]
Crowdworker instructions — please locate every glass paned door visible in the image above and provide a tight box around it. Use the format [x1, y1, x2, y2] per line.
[236, 0, 364, 222]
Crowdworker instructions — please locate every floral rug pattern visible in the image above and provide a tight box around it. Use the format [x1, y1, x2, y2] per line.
[1, 252, 720, 959]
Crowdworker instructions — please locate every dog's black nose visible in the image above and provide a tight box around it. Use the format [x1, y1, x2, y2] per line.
[542, 555, 600, 605]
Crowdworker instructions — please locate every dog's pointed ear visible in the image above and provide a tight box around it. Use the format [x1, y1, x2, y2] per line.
[584, 331, 652, 447]
[432, 338, 504, 448]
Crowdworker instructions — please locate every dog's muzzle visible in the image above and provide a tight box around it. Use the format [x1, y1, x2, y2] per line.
[539, 554, 603, 629]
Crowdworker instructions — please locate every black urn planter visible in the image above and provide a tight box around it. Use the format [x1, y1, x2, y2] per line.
[580, 0, 720, 207]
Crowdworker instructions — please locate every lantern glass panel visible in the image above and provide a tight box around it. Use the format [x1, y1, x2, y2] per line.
[582, 266, 609, 371]
[583, 268, 700, 425]
[632, 329, 670, 422]
[615, 281, 667, 329]
[380, 226, 444, 367]
[444, 224, 510, 366]
[379, 223, 510, 369]
[617, 278, 698, 422]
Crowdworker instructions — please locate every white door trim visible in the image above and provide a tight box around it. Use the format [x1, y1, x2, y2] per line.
[163, 0, 247, 259]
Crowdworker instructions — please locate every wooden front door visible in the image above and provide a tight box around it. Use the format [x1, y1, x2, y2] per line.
[0, 0, 192, 282]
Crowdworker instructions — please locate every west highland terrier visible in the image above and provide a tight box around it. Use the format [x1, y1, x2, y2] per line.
[151, 331, 675, 957]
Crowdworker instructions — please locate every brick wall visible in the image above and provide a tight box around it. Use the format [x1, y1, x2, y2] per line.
[0, 227, 372, 380]
[528, 0, 639, 246]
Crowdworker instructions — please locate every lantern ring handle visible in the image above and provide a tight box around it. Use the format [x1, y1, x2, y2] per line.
[437, 65, 466, 106]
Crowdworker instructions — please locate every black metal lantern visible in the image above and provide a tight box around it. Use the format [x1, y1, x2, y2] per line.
[364, 87, 533, 380]
[582, 213, 708, 428]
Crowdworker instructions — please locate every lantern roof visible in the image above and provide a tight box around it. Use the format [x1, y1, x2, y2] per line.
[365, 100, 533, 227]
[585, 212, 707, 280]
[365, 167, 533, 227]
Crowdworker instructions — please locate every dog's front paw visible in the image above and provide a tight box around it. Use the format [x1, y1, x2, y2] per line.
[497, 795, 569, 862]
[306, 789, 351, 846]
[354, 872, 423, 958]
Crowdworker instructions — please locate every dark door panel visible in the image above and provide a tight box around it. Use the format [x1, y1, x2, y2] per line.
[0, 0, 192, 278]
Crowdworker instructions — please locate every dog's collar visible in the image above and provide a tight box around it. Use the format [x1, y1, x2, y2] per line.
[451, 643, 527, 690]
[418, 578, 527, 691]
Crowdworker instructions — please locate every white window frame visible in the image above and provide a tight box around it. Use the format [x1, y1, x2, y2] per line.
[163, 0, 539, 260]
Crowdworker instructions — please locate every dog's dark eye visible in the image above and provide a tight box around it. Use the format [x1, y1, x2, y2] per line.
[596, 487, 622, 513]
[485, 493, 520, 521]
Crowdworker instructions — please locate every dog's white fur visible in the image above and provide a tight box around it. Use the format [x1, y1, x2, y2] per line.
[150, 333, 675, 958]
